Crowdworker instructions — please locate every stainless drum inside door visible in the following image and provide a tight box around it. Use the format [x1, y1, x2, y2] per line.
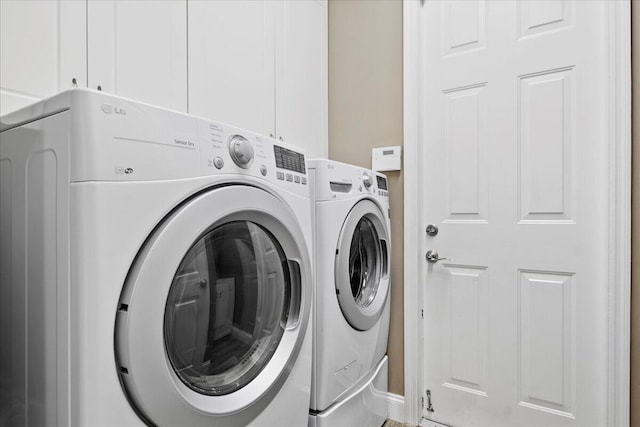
[115, 185, 311, 426]
[164, 221, 290, 396]
[334, 199, 390, 331]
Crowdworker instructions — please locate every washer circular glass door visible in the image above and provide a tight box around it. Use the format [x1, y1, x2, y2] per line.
[335, 199, 390, 331]
[115, 185, 311, 426]
[164, 221, 290, 397]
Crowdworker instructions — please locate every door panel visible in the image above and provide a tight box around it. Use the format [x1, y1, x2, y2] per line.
[443, 1, 486, 55]
[421, 1, 608, 426]
[443, 265, 488, 396]
[518, 270, 575, 416]
[443, 83, 488, 222]
[518, 1, 573, 39]
[518, 67, 575, 223]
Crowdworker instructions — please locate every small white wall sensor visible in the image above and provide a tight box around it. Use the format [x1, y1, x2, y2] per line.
[372, 146, 402, 171]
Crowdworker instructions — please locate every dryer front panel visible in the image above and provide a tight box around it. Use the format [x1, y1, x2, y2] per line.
[334, 199, 390, 331]
[114, 185, 311, 426]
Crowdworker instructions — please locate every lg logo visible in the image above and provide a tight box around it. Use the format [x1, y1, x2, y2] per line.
[115, 166, 135, 175]
[101, 104, 127, 116]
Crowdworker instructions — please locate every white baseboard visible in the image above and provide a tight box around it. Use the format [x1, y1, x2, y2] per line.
[386, 392, 405, 423]
[386, 394, 449, 427]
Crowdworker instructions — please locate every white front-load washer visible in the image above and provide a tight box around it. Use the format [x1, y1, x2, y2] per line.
[0, 89, 313, 426]
[308, 159, 391, 427]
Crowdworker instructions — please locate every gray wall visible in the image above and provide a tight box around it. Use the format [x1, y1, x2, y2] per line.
[328, 0, 404, 396]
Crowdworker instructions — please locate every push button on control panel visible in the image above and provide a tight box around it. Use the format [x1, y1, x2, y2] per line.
[286, 174, 293, 182]
[213, 157, 224, 169]
[301, 177, 307, 185]
[294, 175, 300, 183]
[276, 172, 284, 180]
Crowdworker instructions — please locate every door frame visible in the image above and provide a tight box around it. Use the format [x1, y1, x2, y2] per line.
[401, 1, 631, 426]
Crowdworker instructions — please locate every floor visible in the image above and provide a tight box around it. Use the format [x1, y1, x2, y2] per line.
[384, 420, 414, 427]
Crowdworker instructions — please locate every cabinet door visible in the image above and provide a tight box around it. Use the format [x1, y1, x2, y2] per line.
[275, 0, 327, 159]
[188, 1, 276, 136]
[0, 0, 86, 116]
[87, 1, 187, 112]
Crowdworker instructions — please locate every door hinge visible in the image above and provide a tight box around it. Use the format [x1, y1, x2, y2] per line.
[421, 396, 424, 408]
[426, 389, 435, 412]
[421, 309, 424, 318]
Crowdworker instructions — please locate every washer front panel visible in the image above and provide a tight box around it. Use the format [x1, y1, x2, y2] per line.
[115, 185, 311, 426]
[334, 199, 390, 331]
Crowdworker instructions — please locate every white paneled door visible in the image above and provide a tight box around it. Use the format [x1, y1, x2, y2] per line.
[420, 1, 610, 426]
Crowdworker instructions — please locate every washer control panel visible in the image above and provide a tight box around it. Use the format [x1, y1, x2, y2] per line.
[197, 119, 308, 194]
[375, 175, 388, 197]
[76, 88, 308, 189]
[273, 145, 306, 185]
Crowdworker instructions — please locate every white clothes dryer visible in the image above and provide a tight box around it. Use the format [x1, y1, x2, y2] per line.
[0, 89, 314, 426]
[308, 159, 391, 427]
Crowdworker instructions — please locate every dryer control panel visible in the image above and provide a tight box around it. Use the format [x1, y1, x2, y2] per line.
[308, 159, 390, 204]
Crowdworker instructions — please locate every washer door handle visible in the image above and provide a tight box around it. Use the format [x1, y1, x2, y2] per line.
[285, 260, 302, 330]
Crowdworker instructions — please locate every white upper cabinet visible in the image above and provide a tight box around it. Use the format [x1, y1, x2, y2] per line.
[188, 0, 327, 158]
[0, 0, 86, 116]
[275, 0, 327, 159]
[1, 0, 327, 157]
[87, 0, 188, 112]
[188, 0, 276, 137]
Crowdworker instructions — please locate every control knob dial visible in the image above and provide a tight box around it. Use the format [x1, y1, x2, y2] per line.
[362, 172, 373, 189]
[228, 135, 254, 169]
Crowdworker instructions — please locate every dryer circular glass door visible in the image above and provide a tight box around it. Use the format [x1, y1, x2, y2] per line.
[335, 199, 390, 331]
[115, 185, 311, 426]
